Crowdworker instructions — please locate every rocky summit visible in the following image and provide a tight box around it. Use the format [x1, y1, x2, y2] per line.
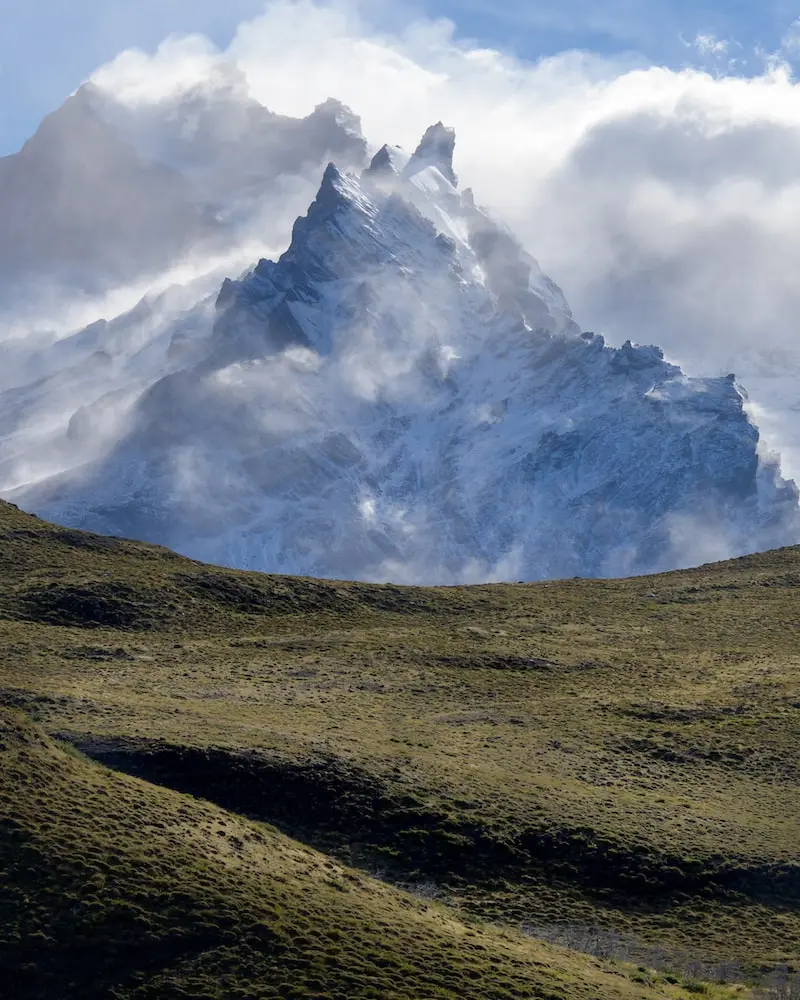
[3, 116, 797, 581]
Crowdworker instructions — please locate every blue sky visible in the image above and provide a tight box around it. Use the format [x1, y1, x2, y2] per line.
[1, 0, 799, 155]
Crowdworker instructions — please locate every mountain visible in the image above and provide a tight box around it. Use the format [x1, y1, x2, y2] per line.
[0, 65, 366, 302]
[4, 122, 798, 582]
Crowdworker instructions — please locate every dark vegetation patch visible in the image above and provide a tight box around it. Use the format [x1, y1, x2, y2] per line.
[0, 687, 70, 711]
[618, 705, 753, 723]
[3, 710, 667, 1000]
[430, 654, 604, 671]
[49, 528, 127, 553]
[432, 654, 561, 671]
[172, 571, 346, 616]
[756, 574, 800, 588]
[350, 584, 458, 616]
[69, 737, 800, 910]
[15, 582, 172, 630]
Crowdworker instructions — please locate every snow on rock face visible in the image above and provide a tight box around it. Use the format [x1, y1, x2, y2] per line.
[364, 144, 411, 179]
[5, 125, 800, 582]
[407, 122, 458, 187]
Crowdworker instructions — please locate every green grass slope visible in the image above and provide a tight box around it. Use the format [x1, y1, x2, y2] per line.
[0, 499, 798, 976]
[1, 709, 725, 1000]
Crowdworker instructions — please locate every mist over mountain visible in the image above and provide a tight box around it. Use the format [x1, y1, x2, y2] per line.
[0, 65, 366, 304]
[2, 90, 797, 582]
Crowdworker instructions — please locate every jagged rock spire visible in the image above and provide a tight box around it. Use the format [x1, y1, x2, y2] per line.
[408, 122, 457, 187]
[363, 143, 410, 180]
[367, 145, 395, 175]
[309, 98, 363, 136]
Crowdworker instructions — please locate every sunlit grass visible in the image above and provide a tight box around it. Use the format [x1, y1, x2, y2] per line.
[1, 497, 798, 993]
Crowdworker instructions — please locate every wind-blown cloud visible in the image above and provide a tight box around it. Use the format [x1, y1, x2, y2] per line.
[3, 0, 800, 583]
[152, 0, 800, 481]
[0, 4, 268, 158]
[14, 0, 800, 487]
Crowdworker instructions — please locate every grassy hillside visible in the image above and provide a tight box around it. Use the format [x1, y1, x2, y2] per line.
[5, 708, 724, 1000]
[0, 499, 798, 988]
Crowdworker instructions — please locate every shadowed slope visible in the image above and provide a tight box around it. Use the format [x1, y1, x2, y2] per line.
[0, 709, 721, 1000]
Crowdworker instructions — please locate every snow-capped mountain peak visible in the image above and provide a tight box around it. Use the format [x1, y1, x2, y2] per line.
[212, 126, 578, 369]
[364, 144, 412, 179]
[2, 122, 798, 582]
[406, 121, 458, 187]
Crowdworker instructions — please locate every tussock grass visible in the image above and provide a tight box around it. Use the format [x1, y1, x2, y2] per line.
[0, 708, 732, 1000]
[0, 498, 798, 986]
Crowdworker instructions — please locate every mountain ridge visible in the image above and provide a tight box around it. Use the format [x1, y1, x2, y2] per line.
[5, 126, 797, 582]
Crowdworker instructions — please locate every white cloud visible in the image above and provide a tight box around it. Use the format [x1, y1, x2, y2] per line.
[780, 18, 800, 55]
[692, 33, 730, 57]
[91, 34, 230, 105]
[79, 0, 800, 487]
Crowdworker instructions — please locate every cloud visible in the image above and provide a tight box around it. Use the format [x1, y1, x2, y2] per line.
[0, 0, 269, 154]
[132, 0, 800, 482]
[90, 34, 229, 105]
[692, 32, 729, 57]
[10, 0, 800, 562]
